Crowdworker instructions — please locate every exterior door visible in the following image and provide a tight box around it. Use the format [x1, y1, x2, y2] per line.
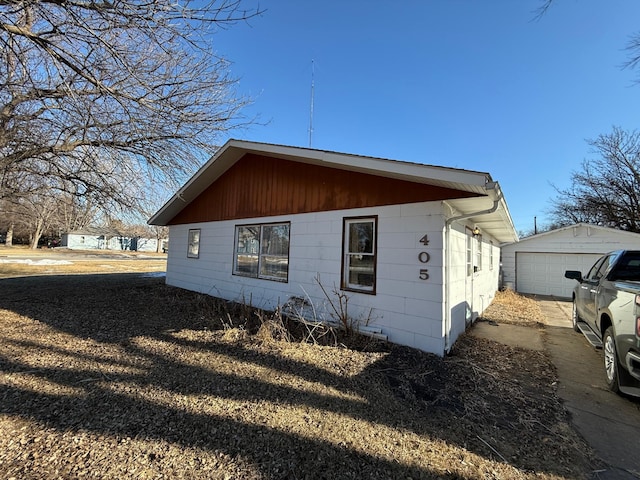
[465, 228, 474, 324]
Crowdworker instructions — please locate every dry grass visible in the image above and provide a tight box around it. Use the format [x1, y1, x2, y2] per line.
[480, 288, 546, 326]
[0, 246, 166, 278]
[0, 254, 599, 479]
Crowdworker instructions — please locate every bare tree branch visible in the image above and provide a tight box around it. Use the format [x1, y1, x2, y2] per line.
[1, 0, 260, 216]
[550, 127, 640, 232]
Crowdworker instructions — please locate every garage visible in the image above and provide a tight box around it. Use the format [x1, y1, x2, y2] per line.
[515, 252, 602, 298]
[502, 223, 640, 298]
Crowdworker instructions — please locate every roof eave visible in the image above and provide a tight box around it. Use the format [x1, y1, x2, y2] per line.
[148, 140, 506, 228]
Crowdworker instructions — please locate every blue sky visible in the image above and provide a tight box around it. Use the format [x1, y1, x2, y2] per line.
[214, 0, 640, 235]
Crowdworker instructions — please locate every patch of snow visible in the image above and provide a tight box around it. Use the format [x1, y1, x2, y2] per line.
[0, 258, 73, 266]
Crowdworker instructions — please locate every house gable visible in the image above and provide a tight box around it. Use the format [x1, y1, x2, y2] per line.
[168, 153, 480, 225]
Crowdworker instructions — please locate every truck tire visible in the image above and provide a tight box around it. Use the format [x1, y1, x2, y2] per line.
[571, 299, 581, 332]
[603, 327, 621, 393]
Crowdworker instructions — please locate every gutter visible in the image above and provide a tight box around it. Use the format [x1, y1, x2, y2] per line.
[443, 183, 503, 353]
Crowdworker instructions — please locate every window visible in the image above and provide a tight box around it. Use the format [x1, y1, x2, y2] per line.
[586, 256, 607, 281]
[612, 252, 640, 281]
[234, 223, 290, 282]
[476, 234, 482, 272]
[489, 241, 494, 270]
[342, 217, 377, 293]
[187, 229, 200, 258]
[587, 255, 615, 282]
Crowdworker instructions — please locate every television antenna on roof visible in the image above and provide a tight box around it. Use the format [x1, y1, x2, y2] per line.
[308, 59, 315, 148]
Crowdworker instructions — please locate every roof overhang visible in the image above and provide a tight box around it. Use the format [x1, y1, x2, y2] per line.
[149, 140, 518, 243]
[445, 182, 518, 244]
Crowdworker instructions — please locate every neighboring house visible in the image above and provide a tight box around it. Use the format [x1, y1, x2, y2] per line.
[61, 228, 164, 252]
[149, 140, 518, 355]
[501, 223, 640, 298]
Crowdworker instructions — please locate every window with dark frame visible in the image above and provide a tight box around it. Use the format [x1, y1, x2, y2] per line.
[342, 217, 377, 294]
[234, 223, 290, 282]
[187, 229, 200, 258]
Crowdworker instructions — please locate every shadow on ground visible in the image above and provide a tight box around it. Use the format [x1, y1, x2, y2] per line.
[0, 274, 596, 479]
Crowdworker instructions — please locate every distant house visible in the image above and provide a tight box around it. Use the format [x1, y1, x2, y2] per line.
[149, 140, 518, 355]
[501, 223, 640, 298]
[61, 227, 165, 252]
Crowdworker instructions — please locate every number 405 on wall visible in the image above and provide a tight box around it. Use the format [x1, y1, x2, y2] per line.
[418, 234, 430, 280]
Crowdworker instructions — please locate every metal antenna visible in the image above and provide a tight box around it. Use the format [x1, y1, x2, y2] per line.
[308, 59, 314, 148]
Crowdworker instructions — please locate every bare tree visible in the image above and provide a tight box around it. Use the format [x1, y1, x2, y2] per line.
[550, 127, 640, 232]
[57, 194, 99, 234]
[1, 0, 258, 213]
[0, 198, 16, 245]
[5, 189, 60, 248]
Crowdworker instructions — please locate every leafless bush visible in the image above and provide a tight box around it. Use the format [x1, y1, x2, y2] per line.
[314, 274, 375, 336]
[255, 308, 291, 343]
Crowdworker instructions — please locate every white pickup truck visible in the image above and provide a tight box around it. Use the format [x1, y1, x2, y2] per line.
[564, 250, 640, 397]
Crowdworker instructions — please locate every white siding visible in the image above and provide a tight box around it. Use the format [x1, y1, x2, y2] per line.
[62, 233, 101, 250]
[166, 201, 503, 356]
[167, 202, 449, 354]
[502, 224, 640, 297]
[62, 233, 160, 252]
[446, 223, 500, 349]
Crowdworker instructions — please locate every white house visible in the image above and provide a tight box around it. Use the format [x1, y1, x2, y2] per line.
[61, 228, 164, 252]
[149, 140, 518, 355]
[501, 223, 640, 298]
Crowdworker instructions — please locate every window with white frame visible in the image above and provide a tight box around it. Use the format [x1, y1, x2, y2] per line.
[187, 229, 200, 258]
[234, 223, 290, 282]
[489, 241, 494, 270]
[342, 217, 377, 293]
[476, 234, 482, 272]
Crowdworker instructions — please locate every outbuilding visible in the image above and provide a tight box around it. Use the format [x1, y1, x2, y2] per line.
[149, 140, 518, 355]
[501, 223, 640, 298]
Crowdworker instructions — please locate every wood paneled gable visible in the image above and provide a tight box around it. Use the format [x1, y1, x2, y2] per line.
[168, 153, 480, 225]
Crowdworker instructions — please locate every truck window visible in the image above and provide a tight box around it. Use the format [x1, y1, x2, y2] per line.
[593, 255, 615, 280]
[584, 255, 615, 282]
[609, 252, 640, 281]
[585, 257, 606, 280]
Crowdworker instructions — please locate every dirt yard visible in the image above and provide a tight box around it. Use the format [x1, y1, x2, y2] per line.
[0, 251, 600, 479]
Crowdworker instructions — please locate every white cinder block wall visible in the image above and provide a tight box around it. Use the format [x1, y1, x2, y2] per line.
[166, 201, 500, 355]
[446, 223, 500, 348]
[166, 201, 448, 353]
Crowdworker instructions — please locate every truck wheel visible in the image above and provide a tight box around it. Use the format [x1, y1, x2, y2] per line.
[603, 327, 621, 393]
[571, 300, 581, 332]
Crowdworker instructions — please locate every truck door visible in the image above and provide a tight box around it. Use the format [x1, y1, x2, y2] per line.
[583, 255, 615, 326]
[578, 257, 606, 323]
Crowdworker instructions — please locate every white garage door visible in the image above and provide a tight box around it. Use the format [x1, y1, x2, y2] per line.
[516, 252, 603, 298]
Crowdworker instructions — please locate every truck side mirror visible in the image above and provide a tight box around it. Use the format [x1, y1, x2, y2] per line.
[564, 270, 583, 282]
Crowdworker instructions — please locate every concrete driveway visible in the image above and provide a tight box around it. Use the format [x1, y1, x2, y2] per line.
[537, 298, 640, 480]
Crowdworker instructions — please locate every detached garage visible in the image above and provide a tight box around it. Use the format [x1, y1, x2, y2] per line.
[502, 223, 640, 298]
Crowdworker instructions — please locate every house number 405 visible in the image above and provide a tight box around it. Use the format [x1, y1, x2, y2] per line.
[418, 234, 430, 280]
